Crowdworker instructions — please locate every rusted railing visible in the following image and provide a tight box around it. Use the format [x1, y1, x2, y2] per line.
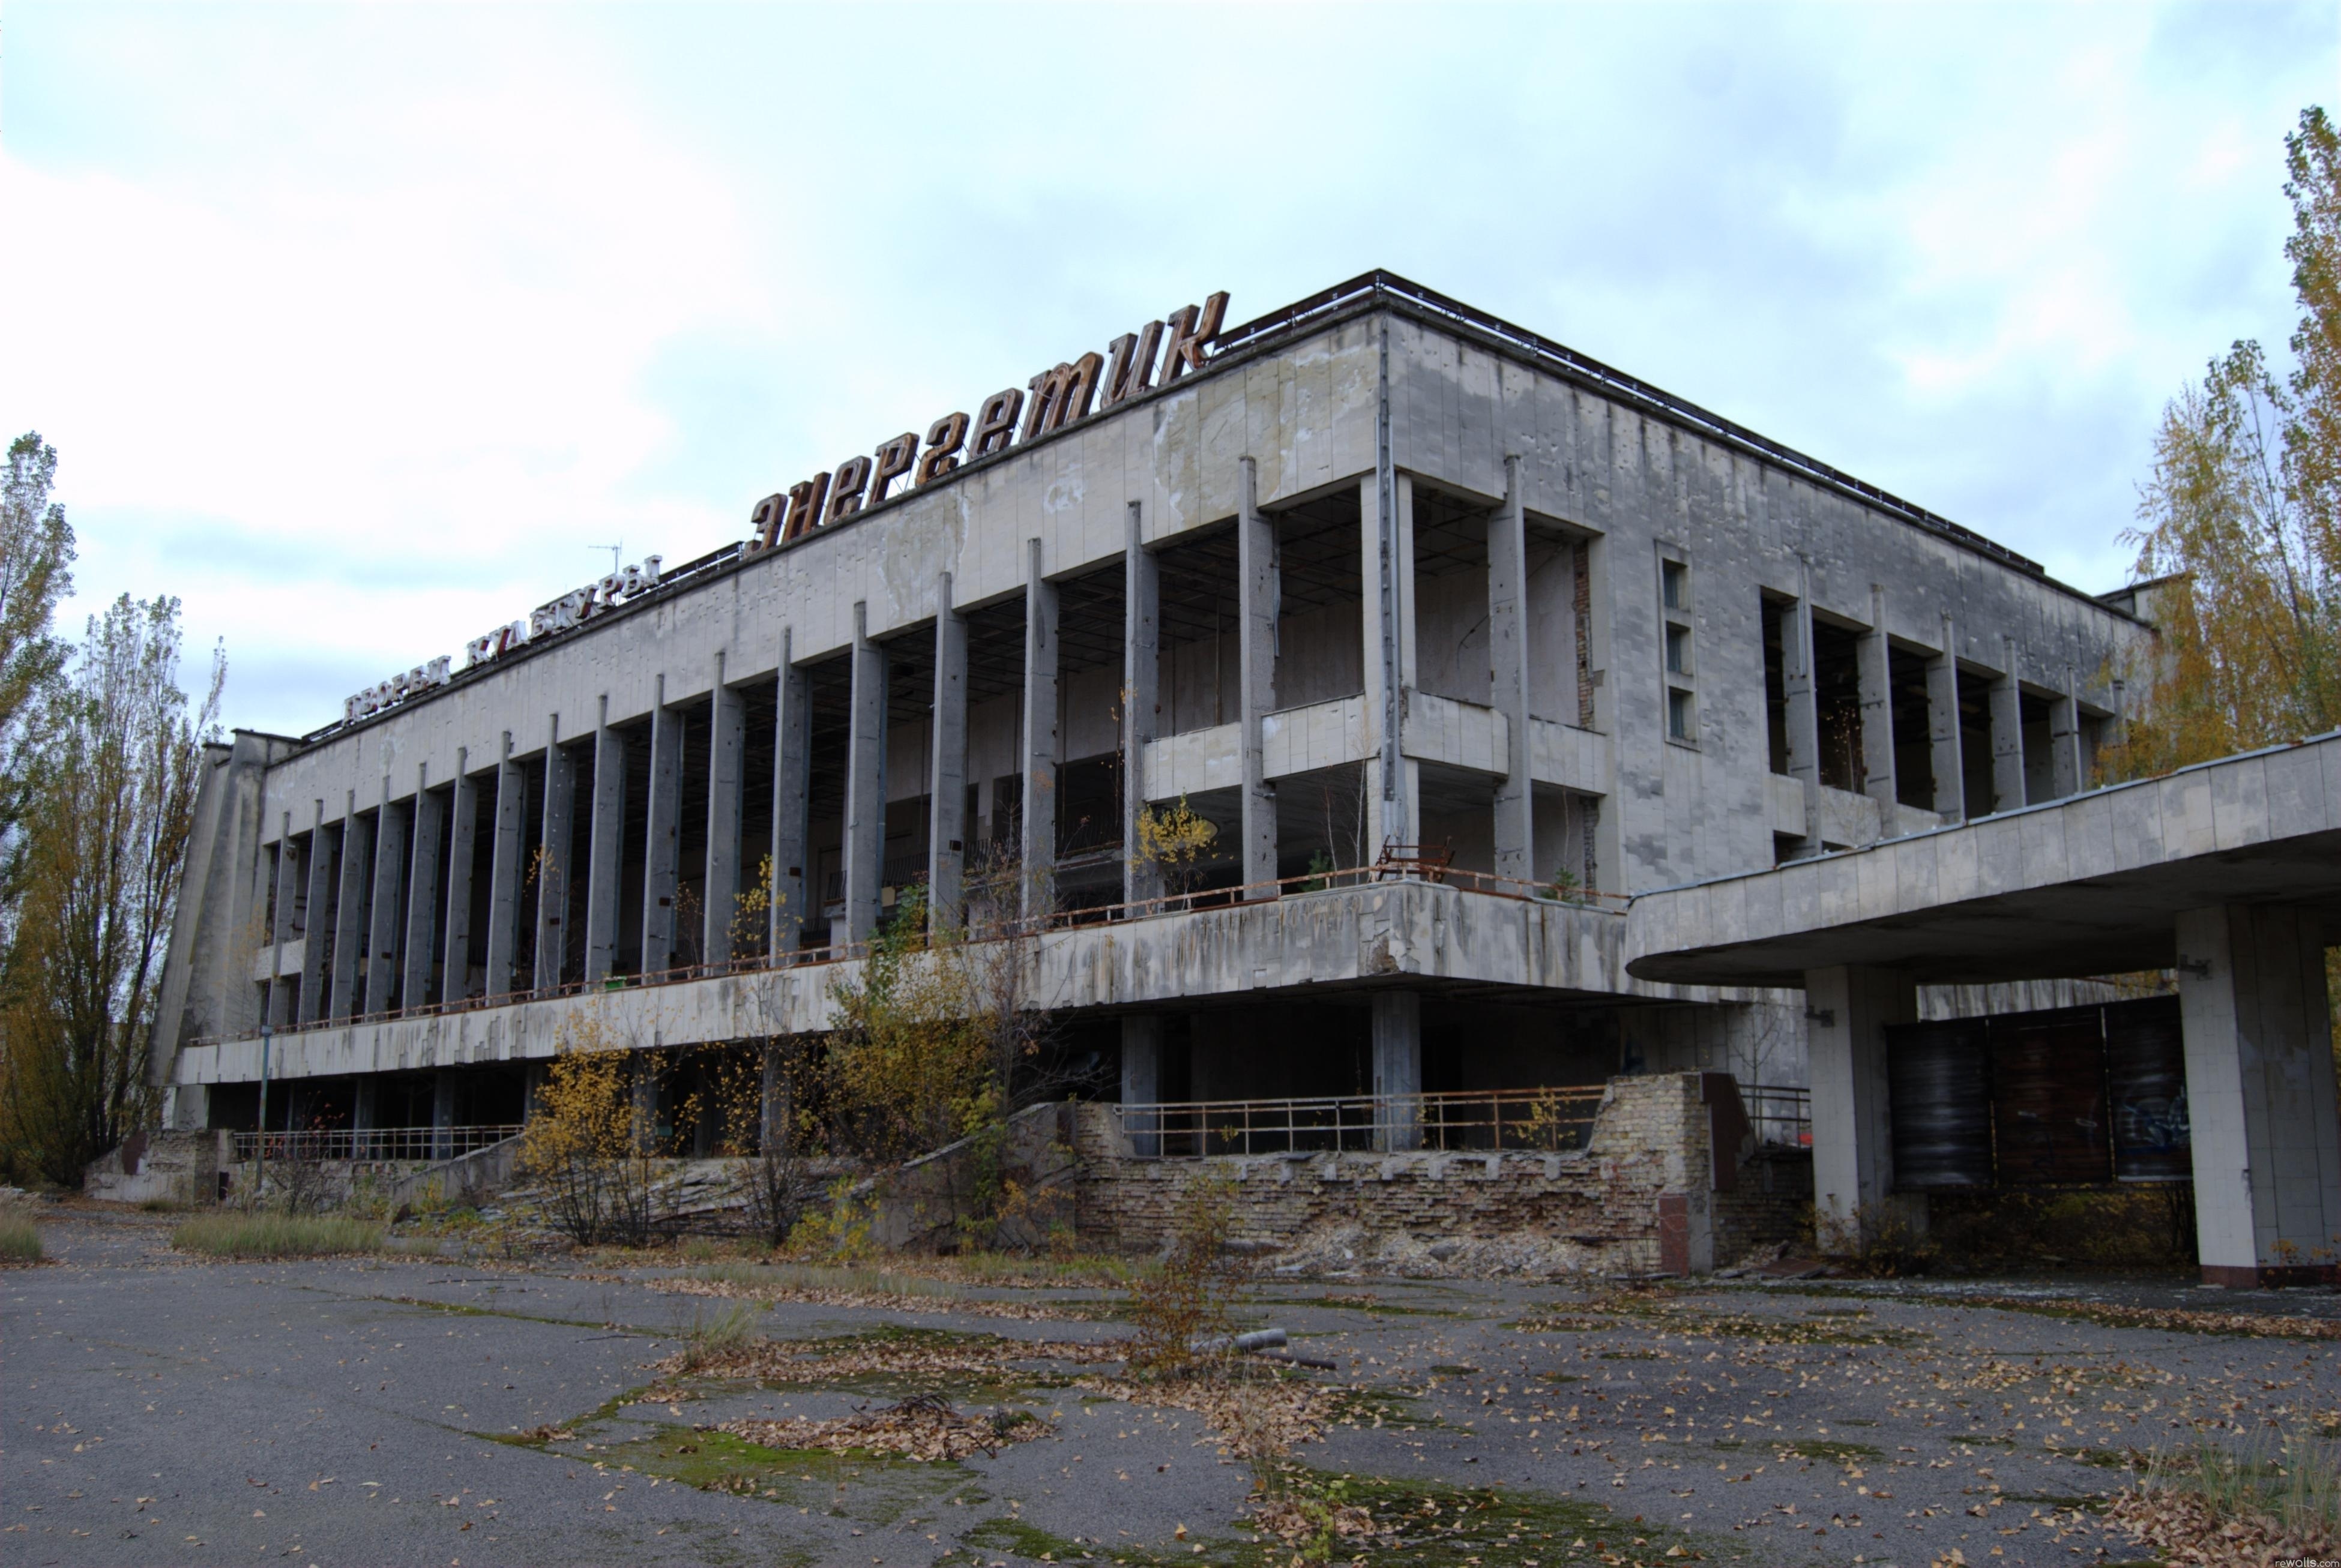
[202, 861, 1624, 1050]
[229, 1124, 522, 1164]
[1112, 1086, 1610, 1160]
[1741, 1084, 1812, 1149]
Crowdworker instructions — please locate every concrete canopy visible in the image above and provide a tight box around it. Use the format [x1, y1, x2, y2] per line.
[1624, 731, 2341, 988]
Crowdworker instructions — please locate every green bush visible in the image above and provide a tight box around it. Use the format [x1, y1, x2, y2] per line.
[0, 1216, 42, 1263]
[171, 1212, 383, 1259]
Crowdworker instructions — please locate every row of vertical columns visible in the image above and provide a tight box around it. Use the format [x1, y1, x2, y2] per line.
[1235, 458, 1278, 886]
[641, 691, 683, 975]
[535, 726, 574, 991]
[1925, 619, 1965, 822]
[364, 787, 407, 1011]
[585, 709, 625, 984]
[294, 804, 330, 1023]
[328, 797, 372, 1019]
[442, 758, 477, 1003]
[704, 665, 746, 964]
[1855, 589, 1897, 813]
[1020, 541, 1058, 916]
[402, 779, 443, 1006]
[1122, 505, 1162, 906]
[1779, 587, 1822, 849]
[928, 577, 968, 929]
[1487, 455, 1533, 879]
[483, 741, 525, 996]
[843, 603, 889, 943]
[771, 641, 809, 955]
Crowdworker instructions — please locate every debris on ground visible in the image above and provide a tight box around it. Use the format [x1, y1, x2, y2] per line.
[714, 1394, 1046, 1462]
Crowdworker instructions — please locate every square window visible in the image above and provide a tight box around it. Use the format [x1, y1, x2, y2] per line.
[1661, 560, 1688, 611]
[1665, 623, 1692, 676]
[1667, 686, 1695, 741]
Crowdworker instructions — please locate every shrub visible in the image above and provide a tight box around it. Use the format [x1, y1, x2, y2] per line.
[0, 1216, 42, 1263]
[519, 1012, 658, 1246]
[1124, 1171, 1246, 1378]
[171, 1212, 383, 1258]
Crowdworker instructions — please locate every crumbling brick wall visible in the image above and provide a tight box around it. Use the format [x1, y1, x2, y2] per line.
[1068, 1072, 1807, 1275]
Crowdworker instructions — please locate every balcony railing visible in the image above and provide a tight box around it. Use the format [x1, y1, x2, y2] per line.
[208, 858, 1625, 1048]
[1112, 1086, 1611, 1159]
[229, 1125, 522, 1164]
[1741, 1083, 1813, 1150]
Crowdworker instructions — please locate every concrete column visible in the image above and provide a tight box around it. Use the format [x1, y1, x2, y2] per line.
[1120, 1014, 1161, 1157]
[402, 775, 444, 1008]
[584, 706, 625, 984]
[267, 823, 300, 1030]
[1020, 539, 1059, 916]
[641, 691, 683, 975]
[1361, 466, 1418, 853]
[1780, 592, 1821, 847]
[771, 642, 810, 955]
[352, 1075, 376, 1143]
[330, 802, 372, 1020]
[1122, 503, 1162, 906]
[535, 725, 576, 992]
[759, 1044, 792, 1156]
[1857, 591, 1896, 810]
[1926, 617, 1964, 822]
[1988, 638, 2025, 816]
[843, 601, 890, 945]
[2049, 668, 2085, 800]
[705, 664, 746, 966]
[295, 804, 332, 1024]
[1489, 455, 1534, 881]
[364, 789, 407, 1013]
[1371, 990, 1423, 1152]
[484, 742, 525, 999]
[2176, 904, 2341, 1286]
[1237, 456, 1279, 889]
[929, 576, 969, 930]
[630, 1057, 659, 1154]
[441, 754, 477, 1002]
[430, 1070, 456, 1161]
[1806, 964, 1921, 1252]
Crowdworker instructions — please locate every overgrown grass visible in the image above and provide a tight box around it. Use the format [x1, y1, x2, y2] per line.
[674, 1299, 763, 1372]
[0, 1215, 42, 1263]
[171, 1212, 384, 1258]
[689, 1259, 964, 1299]
[2141, 1432, 2341, 1546]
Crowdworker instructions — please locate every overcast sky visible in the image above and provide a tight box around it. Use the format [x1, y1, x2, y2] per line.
[1, 2, 2328, 736]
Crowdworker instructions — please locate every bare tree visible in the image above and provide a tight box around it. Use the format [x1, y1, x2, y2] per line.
[0, 595, 223, 1183]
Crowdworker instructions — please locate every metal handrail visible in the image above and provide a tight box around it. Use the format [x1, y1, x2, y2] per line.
[1740, 1083, 1813, 1149]
[1112, 1086, 1610, 1159]
[200, 864, 1623, 1049]
[229, 1124, 523, 1164]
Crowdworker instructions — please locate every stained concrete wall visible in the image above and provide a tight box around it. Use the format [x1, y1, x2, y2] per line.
[161, 284, 2151, 1101]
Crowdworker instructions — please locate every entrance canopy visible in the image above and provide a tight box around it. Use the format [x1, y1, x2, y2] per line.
[1624, 732, 2341, 988]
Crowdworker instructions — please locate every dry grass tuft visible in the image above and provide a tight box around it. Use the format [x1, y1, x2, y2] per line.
[171, 1212, 384, 1259]
[0, 1215, 42, 1264]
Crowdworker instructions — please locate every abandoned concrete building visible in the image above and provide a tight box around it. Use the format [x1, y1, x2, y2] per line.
[141, 270, 2232, 1267]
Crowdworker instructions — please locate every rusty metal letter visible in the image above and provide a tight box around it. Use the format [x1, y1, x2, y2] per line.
[749, 492, 786, 551]
[1104, 322, 1164, 406]
[827, 455, 873, 523]
[1022, 352, 1103, 441]
[1160, 291, 1230, 382]
[972, 388, 1025, 457]
[916, 412, 970, 485]
[869, 433, 918, 505]
[783, 473, 831, 542]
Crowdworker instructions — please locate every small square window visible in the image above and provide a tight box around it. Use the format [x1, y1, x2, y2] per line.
[1661, 560, 1688, 611]
[1667, 686, 1695, 741]
[1665, 623, 1692, 676]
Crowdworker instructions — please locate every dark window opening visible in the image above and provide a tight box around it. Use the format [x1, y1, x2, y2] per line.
[1889, 648, 1934, 810]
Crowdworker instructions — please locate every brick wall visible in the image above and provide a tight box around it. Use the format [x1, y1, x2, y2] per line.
[1069, 1072, 1809, 1276]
